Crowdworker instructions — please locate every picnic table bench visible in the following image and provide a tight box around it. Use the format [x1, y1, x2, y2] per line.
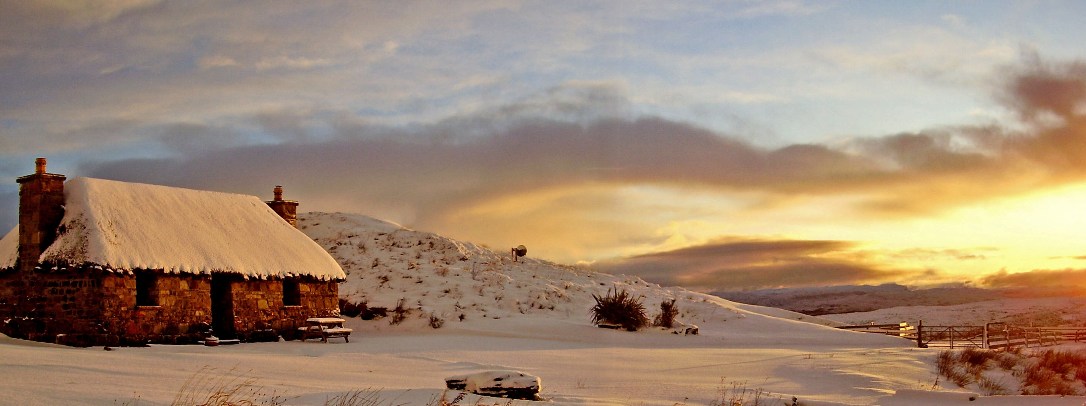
[298, 317, 352, 342]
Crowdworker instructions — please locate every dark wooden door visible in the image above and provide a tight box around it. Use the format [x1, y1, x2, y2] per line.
[210, 274, 236, 339]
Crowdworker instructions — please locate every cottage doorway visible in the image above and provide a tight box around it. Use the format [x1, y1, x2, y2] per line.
[211, 274, 236, 339]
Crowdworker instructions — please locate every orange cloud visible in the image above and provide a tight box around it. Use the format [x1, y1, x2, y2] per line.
[979, 268, 1086, 297]
[591, 238, 910, 291]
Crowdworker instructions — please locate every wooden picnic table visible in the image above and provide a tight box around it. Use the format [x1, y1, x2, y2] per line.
[298, 317, 352, 342]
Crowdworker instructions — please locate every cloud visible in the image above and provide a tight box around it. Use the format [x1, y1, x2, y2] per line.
[723, 0, 827, 19]
[1001, 52, 1086, 122]
[197, 55, 240, 70]
[2, 1, 1085, 294]
[1, 0, 161, 29]
[0, 1, 518, 154]
[254, 56, 333, 72]
[591, 238, 906, 291]
[979, 268, 1086, 296]
[3, 7, 1086, 271]
[886, 248, 995, 262]
[41, 55, 1085, 265]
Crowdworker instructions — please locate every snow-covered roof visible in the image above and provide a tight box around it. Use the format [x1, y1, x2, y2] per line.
[0, 226, 18, 269]
[0, 177, 345, 280]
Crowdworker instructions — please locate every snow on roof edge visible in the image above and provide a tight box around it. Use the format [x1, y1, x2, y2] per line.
[38, 177, 346, 281]
[0, 226, 17, 270]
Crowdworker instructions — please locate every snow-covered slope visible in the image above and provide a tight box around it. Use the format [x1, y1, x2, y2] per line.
[300, 212, 851, 335]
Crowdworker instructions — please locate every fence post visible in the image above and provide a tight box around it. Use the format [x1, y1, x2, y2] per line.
[983, 323, 989, 349]
[916, 320, 925, 348]
[1005, 325, 1011, 351]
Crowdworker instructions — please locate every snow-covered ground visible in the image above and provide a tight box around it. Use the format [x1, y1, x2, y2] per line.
[2, 212, 1084, 405]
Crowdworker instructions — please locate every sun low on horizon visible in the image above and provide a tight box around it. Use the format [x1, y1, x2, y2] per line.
[428, 175, 1086, 292]
[3, 1, 1086, 294]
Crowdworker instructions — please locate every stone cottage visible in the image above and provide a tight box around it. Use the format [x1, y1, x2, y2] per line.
[0, 158, 345, 346]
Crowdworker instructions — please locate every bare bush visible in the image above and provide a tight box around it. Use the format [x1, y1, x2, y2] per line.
[653, 299, 679, 329]
[590, 288, 649, 331]
[389, 298, 409, 325]
[361, 306, 387, 320]
[428, 313, 445, 329]
[339, 299, 367, 318]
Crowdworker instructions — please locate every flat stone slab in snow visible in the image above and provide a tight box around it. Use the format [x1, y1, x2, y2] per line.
[445, 370, 541, 400]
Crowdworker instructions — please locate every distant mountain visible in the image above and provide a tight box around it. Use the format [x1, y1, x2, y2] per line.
[821, 296, 1086, 326]
[713, 284, 1004, 316]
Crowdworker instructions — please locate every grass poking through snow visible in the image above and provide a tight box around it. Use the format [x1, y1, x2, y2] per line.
[935, 347, 1086, 396]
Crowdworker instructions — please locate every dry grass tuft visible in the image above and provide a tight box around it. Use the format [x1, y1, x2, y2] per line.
[653, 299, 679, 329]
[590, 288, 649, 331]
[167, 367, 404, 406]
[171, 366, 287, 406]
[935, 348, 1086, 396]
[707, 379, 792, 406]
[324, 388, 392, 406]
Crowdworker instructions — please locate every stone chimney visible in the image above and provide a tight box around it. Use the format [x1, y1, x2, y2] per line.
[265, 185, 298, 228]
[16, 158, 66, 271]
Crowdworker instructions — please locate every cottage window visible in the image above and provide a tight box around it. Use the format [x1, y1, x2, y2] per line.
[283, 279, 301, 306]
[136, 272, 158, 306]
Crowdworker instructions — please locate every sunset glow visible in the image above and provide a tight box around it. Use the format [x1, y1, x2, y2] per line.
[3, 1, 1086, 292]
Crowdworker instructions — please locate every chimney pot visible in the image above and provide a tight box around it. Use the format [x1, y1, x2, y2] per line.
[35, 157, 46, 174]
[266, 185, 298, 228]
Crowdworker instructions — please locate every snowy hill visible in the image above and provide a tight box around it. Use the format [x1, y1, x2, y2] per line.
[299, 211, 847, 332]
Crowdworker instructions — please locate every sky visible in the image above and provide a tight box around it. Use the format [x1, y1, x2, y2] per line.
[3, 1, 1086, 293]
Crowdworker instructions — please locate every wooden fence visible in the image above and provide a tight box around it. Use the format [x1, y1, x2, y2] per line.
[838, 321, 1086, 350]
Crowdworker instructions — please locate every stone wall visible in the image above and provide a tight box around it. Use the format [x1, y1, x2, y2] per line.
[232, 277, 340, 340]
[0, 263, 340, 346]
[0, 270, 22, 326]
[0, 265, 106, 345]
[231, 279, 284, 335]
[99, 272, 212, 344]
